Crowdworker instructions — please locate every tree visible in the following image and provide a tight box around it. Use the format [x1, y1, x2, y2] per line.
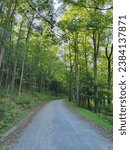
[0, 0, 113, 117]
[58, 0, 113, 113]
[0, 0, 66, 96]
[0, 0, 18, 68]
[105, 43, 113, 104]
[18, 12, 35, 96]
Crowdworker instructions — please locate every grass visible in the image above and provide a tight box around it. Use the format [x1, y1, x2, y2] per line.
[0, 92, 65, 136]
[67, 101, 113, 134]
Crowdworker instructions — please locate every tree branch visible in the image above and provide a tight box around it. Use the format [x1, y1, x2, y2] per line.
[65, 0, 113, 11]
[26, 0, 53, 25]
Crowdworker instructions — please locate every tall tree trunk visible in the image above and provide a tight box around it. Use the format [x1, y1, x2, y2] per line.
[94, 52, 98, 112]
[0, 63, 4, 87]
[11, 20, 24, 93]
[37, 71, 43, 92]
[0, 31, 7, 68]
[93, 30, 100, 113]
[68, 45, 73, 101]
[83, 37, 91, 109]
[5, 68, 9, 92]
[74, 32, 79, 106]
[18, 15, 34, 96]
[105, 44, 113, 104]
[18, 43, 28, 96]
[6, 17, 15, 94]
[0, 0, 18, 68]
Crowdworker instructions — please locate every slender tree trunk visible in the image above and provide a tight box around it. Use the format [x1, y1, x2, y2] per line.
[5, 68, 9, 91]
[37, 71, 42, 92]
[0, 60, 5, 88]
[105, 44, 113, 104]
[83, 36, 91, 109]
[74, 32, 79, 106]
[93, 30, 100, 113]
[18, 15, 34, 96]
[68, 45, 73, 101]
[84, 50, 91, 109]
[0, 0, 17, 68]
[6, 18, 15, 93]
[11, 62, 17, 93]
[0, 31, 7, 68]
[94, 53, 98, 112]
[18, 45, 27, 96]
[11, 21, 24, 93]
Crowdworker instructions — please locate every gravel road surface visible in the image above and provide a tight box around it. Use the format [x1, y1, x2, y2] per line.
[10, 100, 112, 150]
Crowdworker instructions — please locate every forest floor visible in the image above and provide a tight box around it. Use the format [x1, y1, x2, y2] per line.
[0, 100, 112, 150]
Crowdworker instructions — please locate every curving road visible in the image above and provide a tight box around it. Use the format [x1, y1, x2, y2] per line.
[10, 100, 112, 150]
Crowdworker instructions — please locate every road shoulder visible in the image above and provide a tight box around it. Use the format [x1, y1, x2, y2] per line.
[64, 100, 113, 141]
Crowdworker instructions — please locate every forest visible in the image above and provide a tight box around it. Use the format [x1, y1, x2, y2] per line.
[0, 0, 113, 134]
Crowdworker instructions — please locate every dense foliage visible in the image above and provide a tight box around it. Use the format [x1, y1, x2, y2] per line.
[58, 0, 113, 114]
[0, 0, 66, 96]
[0, 0, 113, 128]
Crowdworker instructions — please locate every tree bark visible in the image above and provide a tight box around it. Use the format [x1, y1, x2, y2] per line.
[83, 38, 91, 109]
[74, 31, 79, 106]
[11, 20, 24, 93]
[0, 0, 18, 68]
[92, 30, 100, 113]
[105, 44, 113, 104]
[68, 45, 73, 101]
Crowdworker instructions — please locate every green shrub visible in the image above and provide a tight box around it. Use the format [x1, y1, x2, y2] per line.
[0, 98, 24, 134]
[15, 95, 36, 108]
[32, 92, 57, 101]
[99, 104, 113, 116]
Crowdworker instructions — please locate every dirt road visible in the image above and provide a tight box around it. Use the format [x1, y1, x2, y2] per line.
[10, 100, 112, 150]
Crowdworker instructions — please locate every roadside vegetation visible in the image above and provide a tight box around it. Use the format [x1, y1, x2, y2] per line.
[68, 101, 112, 134]
[0, 92, 65, 136]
